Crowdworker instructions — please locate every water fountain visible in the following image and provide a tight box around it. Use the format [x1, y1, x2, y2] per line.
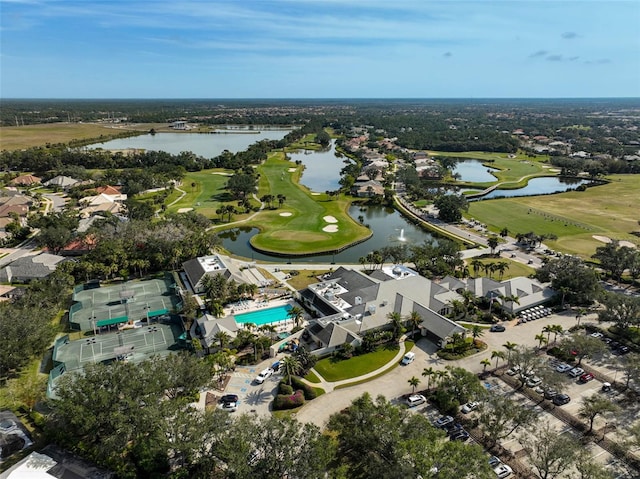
[398, 228, 406, 242]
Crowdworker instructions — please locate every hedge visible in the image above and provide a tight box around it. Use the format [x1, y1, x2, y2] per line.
[290, 376, 317, 400]
[273, 390, 305, 410]
[278, 382, 294, 396]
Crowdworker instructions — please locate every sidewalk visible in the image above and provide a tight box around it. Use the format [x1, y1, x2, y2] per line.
[299, 336, 409, 393]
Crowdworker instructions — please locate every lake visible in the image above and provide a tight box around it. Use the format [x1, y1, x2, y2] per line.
[288, 140, 343, 192]
[453, 160, 499, 183]
[88, 130, 290, 159]
[475, 177, 591, 200]
[219, 205, 436, 263]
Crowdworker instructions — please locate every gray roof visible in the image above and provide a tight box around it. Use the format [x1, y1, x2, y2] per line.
[460, 276, 553, 313]
[196, 314, 240, 347]
[44, 175, 79, 188]
[314, 322, 358, 349]
[0, 253, 67, 283]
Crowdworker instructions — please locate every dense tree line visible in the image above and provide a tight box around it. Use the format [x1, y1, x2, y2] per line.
[0, 269, 74, 378]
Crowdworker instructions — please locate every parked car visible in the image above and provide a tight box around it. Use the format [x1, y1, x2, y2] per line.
[406, 394, 426, 407]
[569, 367, 585, 378]
[401, 351, 416, 365]
[590, 332, 604, 339]
[494, 464, 513, 478]
[490, 324, 506, 332]
[444, 422, 464, 436]
[579, 373, 594, 383]
[526, 376, 542, 388]
[506, 366, 521, 376]
[449, 430, 470, 442]
[218, 401, 237, 412]
[543, 388, 558, 399]
[219, 394, 239, 404]
[488, 456, 502, 468]
[434, 415, 454, 428]
[555, 363, 572, 373]
[254, 368, 274, 384]
[553, 394, 571, 406]
[617, 346, 631, 355]
[461, 401, 479, 414]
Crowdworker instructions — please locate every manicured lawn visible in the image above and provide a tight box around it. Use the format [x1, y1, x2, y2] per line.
[466, 257, 536, 279]
[245, 153, 370, 255]
[304, 370, 322, 384]
[314, 341, 413, 382]
[284, 269, 330, 290]
[467, 174, 640, 258]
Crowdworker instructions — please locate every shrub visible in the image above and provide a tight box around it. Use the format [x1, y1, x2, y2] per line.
[273, 390, 305, 410]
[290, 376, 317, 400]
[279, 381, 294, 395]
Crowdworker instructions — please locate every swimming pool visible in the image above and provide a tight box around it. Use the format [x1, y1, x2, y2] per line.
[234, 304, 293, 326]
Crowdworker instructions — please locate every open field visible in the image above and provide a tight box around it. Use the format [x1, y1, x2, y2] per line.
[466, 257, 536, 279]
[467, 174, 640, 258]
[245, 153, 370, 255]
[166, 170, 238, 217]
[0, 122, 159, 150]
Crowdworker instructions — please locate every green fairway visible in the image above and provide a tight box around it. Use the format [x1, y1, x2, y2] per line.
[467, 174, 640, 258]
[167, 170, 238, 217]
[245, 153, 370, 255]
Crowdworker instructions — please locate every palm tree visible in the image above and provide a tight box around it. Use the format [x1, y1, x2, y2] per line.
[535, 333, 548, 349]
[449, 300, 466, 320]
[488, 235, 500, 255]
[210, 300, 224, 318]
[422, 367, 435, 390]
[407, 311, 422, 339]
[214, 331, 231, 350]
[558, 286, 571, 309]
[281, 356, 301, 386]
[434, 369, 448, 387]
[244, 322, 257, 332]
[575, 307, 587, 326]
[259, 324, 277, 341]
[408, 376, 420, 394]
[502, 341, 518, 364]
[501, 294, 520, 314]
[480, 358, 491, 372]
[496, 261, 509, 280]
[542, 324, 554, 346]
[287, 306, 305, 328]
[470, 324, 485, 346]
[550, 324, 564, 345]
[387, 312, 404, 340]
[459, 289, 477, 316]
[470, 259, 484, 278]
[491, 350, 506, 369]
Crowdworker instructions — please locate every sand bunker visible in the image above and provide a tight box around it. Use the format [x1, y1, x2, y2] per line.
[177, 208, 193, 213]
[279, 212, 293, 217]
[288, 168, 297, 172]
[592, 235, 636, 248]
[323, 215, 338, 223]
[323, 225, 339, 233]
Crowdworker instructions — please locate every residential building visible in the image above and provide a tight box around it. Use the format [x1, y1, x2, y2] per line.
[0, 253, 68, 283]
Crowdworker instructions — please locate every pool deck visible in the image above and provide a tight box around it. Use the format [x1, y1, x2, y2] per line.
[224, 297, 304, 333]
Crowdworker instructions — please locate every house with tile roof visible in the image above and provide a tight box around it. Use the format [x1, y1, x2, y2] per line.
[10, 175, 41, 186]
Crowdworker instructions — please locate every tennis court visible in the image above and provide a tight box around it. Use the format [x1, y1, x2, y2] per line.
[53, 321, 185, 371]
[69, 277, 179, 331]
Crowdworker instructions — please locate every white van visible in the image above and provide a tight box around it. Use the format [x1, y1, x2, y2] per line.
[406, 394, 426, 407]
[401, 351, 415, 365]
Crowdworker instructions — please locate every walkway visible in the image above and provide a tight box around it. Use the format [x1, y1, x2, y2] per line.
[299, 336, 409, 393]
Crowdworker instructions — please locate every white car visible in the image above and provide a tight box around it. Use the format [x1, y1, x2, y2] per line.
[218, 401, 237, 412]
[254, 368, 274, 384]
[506, 366, 521, 376]
[569, 367, 585, 378]
[401, 351, 416, 365]
[461, 401, 479, 413]
[406, 394, 427, 407]
[590, 332, 604, 339]
[494, 464, 513, 478]
[555, 363, 572, 373]
[525, 376, 542, 388]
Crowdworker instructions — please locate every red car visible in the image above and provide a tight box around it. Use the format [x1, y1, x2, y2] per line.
[579, 373, 594, 383]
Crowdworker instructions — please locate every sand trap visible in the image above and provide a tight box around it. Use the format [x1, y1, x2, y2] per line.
[288, 168, 297, 172]
[311, 192, 321, 196]
[323, 225, 339, 233]
[323, 215, 338, 223]
[211, 172, 232, 176]
[593, 235, 636, 248]
[279, 212, 292, 217]
[177, 208, 193, 213]
[549, 168, 561, 173]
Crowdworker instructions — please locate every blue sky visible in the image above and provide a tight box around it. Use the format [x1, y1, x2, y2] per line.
[1, 0, 639, 98]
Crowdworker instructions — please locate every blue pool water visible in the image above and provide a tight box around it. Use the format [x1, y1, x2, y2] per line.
[234, 304, 293, 326]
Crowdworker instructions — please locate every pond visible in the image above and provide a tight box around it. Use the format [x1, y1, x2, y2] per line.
[474, 177, 592, 200]
[88, 129, 291, 159]
[220, 205, 436, 263]
[452, 159, 499, 183]
[288, 141, 343, 192]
